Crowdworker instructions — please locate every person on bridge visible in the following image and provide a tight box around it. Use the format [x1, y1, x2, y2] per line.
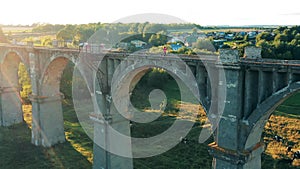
[163, 46, 167, 56]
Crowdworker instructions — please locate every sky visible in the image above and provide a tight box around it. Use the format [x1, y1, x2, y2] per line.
[0, 0, 299, 26]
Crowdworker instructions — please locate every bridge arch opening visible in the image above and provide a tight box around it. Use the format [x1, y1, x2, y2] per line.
[244, 83, 300, 168]
[128, 67, 213, 168]
[105, 57, 214, 167]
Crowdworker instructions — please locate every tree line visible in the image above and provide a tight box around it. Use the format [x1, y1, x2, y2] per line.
[31, 23, 199, 45]
[256, 26, 300, 59]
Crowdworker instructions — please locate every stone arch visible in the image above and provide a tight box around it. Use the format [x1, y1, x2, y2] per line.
[0, 51, 28, 126]
[1, 51, 22, 87]
[244, 82, 300, 150]
[40, 54, 76, 96]
[0, 49, 29, 65]
[110, 56, 224, 143]
[111, 58, 202, 122]
[41, 57, 69, 96]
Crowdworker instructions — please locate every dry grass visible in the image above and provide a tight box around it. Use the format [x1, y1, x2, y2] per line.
[23, 104, 32, 128]
[263, 113, 300, 167]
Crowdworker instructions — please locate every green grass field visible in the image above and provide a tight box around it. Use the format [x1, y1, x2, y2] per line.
[0, 104, 92, 169]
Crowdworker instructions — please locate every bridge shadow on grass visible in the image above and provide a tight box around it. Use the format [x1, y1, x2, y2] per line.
[0, 123, 92, 169]
[0, 100, 93, 169]
[132, 119, 213, 169]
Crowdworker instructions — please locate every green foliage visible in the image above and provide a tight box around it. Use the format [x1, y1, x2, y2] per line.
[56, 24, 76, 41]
[32, 24, 64, 33]
[40, 36, 53, 46]
[256, 32, 274, 41]
[256, 25, 300, 59]
[130, 68, 180, 113]
[169, 46, 195, 55]
[28, 22, 201, 48]
[148, 33, 168, 46]
[193, 39, 215, 52]
[234, 42, 251, 57]
[147, 68, 170, 89]
[60, 62, 75, 100]
[18, 63, 32, 104]
[143, 24, 167, 33]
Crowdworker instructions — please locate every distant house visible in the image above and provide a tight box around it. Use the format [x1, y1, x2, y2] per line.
[247, 31, 258, 39]
[170, 43, 183, 51]
[168, 37, 185, 44]
[216, 32, 225, 39]
[130, 40, 147, 48]
[213, 39, 227, 49]
[238, 31, 247, 36]
[225, 34, 234, 40]
[116, 42, 130, 50]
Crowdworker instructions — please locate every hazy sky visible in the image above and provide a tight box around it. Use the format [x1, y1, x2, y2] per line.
[1, 0, 299, 25]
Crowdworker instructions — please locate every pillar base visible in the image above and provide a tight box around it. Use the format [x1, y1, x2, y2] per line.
[92, 113, 133, 169]
[30, 94, 65, 147]
[0, 86, 23, 126]
[208, 142, 264, 169]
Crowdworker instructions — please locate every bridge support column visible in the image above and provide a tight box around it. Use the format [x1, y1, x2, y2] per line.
[30, 94, 65, 147]
[92, 93, 133, 169]
[0, 86, 23, 126]
[211, 49, 259, 169]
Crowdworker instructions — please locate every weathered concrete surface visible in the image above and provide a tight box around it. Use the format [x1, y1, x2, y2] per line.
[219, 49, 239, 63]
[30, 95, 65, 147]
[244, 46, 262, 59]
[0, 51, 23, 126]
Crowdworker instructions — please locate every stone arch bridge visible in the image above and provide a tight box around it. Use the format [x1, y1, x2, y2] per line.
[0, 44, 300, 169]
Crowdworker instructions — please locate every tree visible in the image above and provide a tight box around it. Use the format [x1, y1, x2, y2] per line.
[75, 25, 96, 43]
[292, 45, 300, 59]
[256, 32, 274, 41]
[143, 24, 166, 33]
[41, 36, 53, 46]
[148, 33, 168, 46]
[129, 23, 139, 33]
[18, 63, 31, 104]
[274, 33, 288, 42]
[56, 25, 76, 41]
[193, 39, 215, 52]
[138, 22, 149, 34]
